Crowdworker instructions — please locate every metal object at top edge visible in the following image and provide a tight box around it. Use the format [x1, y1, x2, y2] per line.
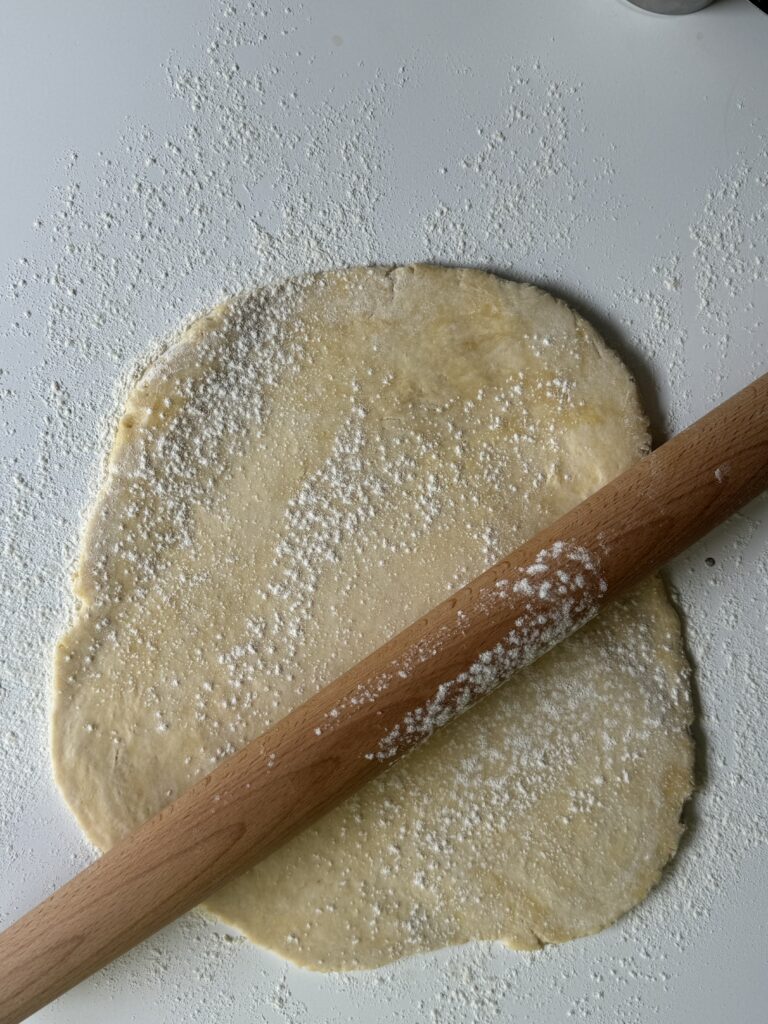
[624, 0, 716, 14]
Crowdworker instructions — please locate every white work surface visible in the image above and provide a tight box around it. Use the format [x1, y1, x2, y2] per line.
[1, 1, 767, 1021]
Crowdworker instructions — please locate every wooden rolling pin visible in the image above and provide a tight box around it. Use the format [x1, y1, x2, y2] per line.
[1, 372, 767, 1024]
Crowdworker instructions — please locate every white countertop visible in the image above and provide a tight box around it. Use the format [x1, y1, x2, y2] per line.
[1, 1, 767, 1021]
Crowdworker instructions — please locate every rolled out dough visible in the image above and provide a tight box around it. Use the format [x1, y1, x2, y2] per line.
[52, 265, 693, 970]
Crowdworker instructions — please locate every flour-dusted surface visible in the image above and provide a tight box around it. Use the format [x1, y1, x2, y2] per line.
[1, 1, 767, 1021]
[52, 266, 693, 969]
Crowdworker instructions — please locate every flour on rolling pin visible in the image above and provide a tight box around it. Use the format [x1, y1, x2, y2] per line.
[359, 542, 606, 763]
[51, 266, 693, 970]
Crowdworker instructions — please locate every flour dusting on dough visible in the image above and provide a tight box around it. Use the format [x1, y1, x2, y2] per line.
[51, 266, 693, 970]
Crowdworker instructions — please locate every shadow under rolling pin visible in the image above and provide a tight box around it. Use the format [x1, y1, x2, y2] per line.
[0, 371, 767, 1024]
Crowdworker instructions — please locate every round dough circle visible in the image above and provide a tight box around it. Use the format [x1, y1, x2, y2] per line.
[53, 266, 693, 970]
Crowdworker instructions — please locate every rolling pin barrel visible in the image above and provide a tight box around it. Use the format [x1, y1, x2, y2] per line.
[0, 372, 767, 1024]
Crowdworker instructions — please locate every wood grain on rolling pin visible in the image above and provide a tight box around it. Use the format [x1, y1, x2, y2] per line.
[0, 372, 766, 1024]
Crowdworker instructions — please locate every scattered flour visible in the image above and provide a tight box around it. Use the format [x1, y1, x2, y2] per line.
[0, 0, 767, 1021]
